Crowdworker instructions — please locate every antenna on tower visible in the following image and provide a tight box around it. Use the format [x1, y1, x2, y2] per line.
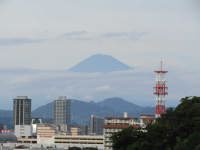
[154, 61, 168, 118]
[160, 60, 163, 71]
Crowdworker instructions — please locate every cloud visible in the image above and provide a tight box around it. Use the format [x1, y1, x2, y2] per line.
[0, 30, 148, 46]
[62, 31, 88, 37]
[95, 85, 112, 92]
[59, 31, 91, 40]
[83, 95, 94, 101]
[101, 32, 147, 40]
[0, 0, 6, 4]
[0, 37, 45, 46]
[58, 31, 147, 41]
[0, 67, 198, 109]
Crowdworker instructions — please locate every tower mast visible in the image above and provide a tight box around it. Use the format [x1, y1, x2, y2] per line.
[154, 61, 168, 118]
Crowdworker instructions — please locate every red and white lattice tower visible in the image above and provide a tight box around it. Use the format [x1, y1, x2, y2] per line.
[154, 61, 168, 118]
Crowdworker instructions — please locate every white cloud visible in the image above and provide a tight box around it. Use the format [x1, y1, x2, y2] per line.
[0, 0, 198, 70]
[95, 85, 112, 92]
[0, 37, 45, 46]
[0, 68, 199, 109]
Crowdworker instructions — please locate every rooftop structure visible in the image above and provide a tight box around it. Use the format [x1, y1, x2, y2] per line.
[31, 118, 43, 136]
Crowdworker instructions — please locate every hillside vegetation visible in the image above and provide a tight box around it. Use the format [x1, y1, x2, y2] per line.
[112, 96, 200, 150]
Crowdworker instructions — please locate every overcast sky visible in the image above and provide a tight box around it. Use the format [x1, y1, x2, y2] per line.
[0, 0, 199, 70]
[0, 0, 199, 109]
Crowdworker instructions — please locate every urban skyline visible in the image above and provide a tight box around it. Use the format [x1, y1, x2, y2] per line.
[0, 0, 199, 149]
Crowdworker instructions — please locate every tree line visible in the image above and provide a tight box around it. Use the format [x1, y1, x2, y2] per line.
[112, 96, 200, 150]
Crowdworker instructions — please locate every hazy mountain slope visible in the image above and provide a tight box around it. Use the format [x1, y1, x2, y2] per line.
[32, 102, 54, 119]
[32, 98, 154, 125]
[32, 99, 117, 125]
[0, 110, 13, 128]
[98, 97, 143, 115]
[98, 97, 154, 116]
[0, 98, 154, 127]
[69, 54, 131, 73]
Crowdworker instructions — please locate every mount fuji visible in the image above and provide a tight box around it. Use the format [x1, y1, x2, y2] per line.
[69, 54, 132, 73]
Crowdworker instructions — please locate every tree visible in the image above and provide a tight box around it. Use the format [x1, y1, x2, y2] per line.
[111, 97, 200, 150]
[174, 133, 200, 150]
[112, 127, 144, 150]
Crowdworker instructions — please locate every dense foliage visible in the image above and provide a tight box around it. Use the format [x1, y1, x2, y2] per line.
[112, 97, 200, 150]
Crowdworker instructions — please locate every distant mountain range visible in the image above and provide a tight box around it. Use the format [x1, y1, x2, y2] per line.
[0, 97, 154, 127]
[69, 54, 132, 73]
[0, 110, 13, 128]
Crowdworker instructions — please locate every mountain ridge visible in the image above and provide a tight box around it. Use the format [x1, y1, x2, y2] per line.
[32, 97, 154, 124]
[69, 54, 132, 73]
[0, 97, 154, 127]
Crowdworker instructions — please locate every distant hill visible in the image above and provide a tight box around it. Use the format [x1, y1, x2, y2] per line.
[32, 99, 117, 125]
[32, 97, 154, 125]
[98, 97, 154, 116]
[69, 54, 132, 73]
[0, 98, 154, 127]
[0, 110, 13, 128]
[32, 102, 53, 119]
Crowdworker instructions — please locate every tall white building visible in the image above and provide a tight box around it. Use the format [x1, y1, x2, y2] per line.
[13, 96, 32, 137]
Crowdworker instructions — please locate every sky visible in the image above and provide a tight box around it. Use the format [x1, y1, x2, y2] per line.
[0, 0, 199, 109]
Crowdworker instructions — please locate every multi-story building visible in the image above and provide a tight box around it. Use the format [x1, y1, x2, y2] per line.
[70, 127, 81, 136]
[104, 113, 140, 150]
[70, 125, 89, 136]
[90, 115, 104, 135]
[54, 135, 103, 149]
[54, 96, 71, 132]
[17, 125, 103, 149]
[37, 124, 56, 144]
[13, 96, 32, 137]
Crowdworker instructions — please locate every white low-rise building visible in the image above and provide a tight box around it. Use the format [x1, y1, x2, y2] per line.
[15, 125, 32, 138]
[17, 124, 103, 149]
[37, 124, 56, 144]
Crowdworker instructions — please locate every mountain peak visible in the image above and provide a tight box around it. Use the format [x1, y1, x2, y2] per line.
[69, 54, 132, 73]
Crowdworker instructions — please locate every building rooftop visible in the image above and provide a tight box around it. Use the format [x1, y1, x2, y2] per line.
[104, 124, 140, 129]
[105, 117, 136, 120]
[14, 96, 30, 99]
